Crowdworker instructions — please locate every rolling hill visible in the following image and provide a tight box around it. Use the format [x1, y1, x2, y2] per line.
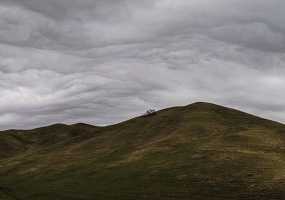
[1, 102, 285, 200]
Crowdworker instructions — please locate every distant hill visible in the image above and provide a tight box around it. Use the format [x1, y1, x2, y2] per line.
[1, 102, 285, 200]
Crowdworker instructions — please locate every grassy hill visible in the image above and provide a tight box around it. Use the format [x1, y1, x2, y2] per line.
[1, 102, 285, 200]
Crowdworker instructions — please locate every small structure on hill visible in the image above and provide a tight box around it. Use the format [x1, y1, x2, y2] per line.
[143, 109, 157, 117]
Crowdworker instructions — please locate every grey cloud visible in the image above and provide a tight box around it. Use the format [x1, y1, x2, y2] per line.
[1, 0, 285, 51]
[0, 0, 284, 130]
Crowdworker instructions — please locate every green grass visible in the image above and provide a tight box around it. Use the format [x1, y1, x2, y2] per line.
[1, 102, 285, 199]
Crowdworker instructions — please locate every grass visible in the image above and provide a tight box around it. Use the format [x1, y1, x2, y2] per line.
[1, 102, 285, 199]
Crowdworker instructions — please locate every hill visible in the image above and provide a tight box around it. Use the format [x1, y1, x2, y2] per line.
[1, 102, 285, 200]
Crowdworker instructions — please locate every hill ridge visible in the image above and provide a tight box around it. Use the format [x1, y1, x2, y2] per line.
[1, 102, 285, 200]
[1, 102, 283, 133]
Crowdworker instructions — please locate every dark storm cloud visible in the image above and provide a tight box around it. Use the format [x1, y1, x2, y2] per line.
[0, 0, 285, 130]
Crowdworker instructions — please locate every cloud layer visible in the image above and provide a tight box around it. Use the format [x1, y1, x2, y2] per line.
[0, 0, 285, 129]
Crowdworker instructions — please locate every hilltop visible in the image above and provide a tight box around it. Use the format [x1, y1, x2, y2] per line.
[1, 102, 285, 200]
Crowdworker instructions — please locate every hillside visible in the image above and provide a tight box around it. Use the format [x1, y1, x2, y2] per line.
[1, 102, 285, 200]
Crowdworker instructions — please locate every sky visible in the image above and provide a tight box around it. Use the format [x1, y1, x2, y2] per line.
[0, 0, 285, 130]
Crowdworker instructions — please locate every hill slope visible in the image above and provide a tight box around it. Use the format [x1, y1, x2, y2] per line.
[1, 102, 285, 200]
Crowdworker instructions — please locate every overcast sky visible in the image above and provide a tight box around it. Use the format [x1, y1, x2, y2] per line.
[0, 0, 285, 130]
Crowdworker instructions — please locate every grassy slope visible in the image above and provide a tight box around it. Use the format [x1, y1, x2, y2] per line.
[1, 102, 285, 200]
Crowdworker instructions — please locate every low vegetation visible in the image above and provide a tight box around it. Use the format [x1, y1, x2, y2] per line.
[1, 102, 285, 200]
